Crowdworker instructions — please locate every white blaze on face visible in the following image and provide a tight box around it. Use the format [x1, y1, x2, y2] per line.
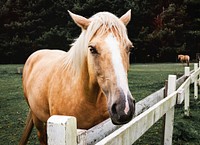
[105, 33, 130, 114]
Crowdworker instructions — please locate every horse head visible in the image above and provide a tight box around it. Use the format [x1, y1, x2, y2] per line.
[69, 10, 135, 125]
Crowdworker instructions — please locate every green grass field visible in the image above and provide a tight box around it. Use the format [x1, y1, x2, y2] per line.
[0, 63, 199, 145]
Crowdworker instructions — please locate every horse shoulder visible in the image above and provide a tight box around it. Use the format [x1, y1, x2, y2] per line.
[23, 50, 67, 121]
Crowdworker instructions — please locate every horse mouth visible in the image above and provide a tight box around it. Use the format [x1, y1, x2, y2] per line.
[111, 117, 133, 125]
[110, 112, 134, 125]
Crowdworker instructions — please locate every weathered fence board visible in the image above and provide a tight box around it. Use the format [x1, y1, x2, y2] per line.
[95, 91, 177, 145]
[177, 77, 191, 104]
[191, 65, 200, 83]
[77, 129, 87, 145]
[81, 74, 186, 145]
[84, 119, 120, 145]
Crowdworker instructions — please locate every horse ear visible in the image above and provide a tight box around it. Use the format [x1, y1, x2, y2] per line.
[120, 9, 131, 26]
[68, 10, 91, 29]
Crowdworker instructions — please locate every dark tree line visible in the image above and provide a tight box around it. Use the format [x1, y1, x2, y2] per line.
[0, 0, 199, 63]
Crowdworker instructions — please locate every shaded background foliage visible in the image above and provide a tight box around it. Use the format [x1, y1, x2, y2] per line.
[0, 0, 199, 63]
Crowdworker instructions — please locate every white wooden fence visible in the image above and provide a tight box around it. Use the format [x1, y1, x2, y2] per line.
[47, 63, 200, 145]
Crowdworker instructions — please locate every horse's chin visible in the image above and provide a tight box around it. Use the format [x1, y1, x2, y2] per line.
[110, 112, 134, 125]
[111, 119, 131, 125]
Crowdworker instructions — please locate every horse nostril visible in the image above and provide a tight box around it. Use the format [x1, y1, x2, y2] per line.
[111, 103, 117, 114]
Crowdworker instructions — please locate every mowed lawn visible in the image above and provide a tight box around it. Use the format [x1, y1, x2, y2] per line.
[0, 63, 199, 145]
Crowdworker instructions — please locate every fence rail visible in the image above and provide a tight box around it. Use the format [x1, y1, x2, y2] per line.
[47, 63, 200, 145]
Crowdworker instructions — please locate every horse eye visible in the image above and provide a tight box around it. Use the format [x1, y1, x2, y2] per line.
[89, 46, 98, 54]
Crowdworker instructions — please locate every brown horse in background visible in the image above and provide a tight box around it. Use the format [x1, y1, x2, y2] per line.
[178, 54, 190, 66]
[19, 10, 135, 145]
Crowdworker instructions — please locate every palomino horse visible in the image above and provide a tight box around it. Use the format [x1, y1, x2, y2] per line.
[20, 10, 135, 145]
[178, 54, 190, 66]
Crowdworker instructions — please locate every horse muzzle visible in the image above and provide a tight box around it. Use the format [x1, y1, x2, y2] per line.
[109, 93, 135, 125]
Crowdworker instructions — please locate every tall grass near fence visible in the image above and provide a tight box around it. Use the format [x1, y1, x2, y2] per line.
[0, 63, 199, 145]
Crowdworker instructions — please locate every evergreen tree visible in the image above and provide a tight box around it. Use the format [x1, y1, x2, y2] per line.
[0, 0, 73, 63]
[135, 1, 188, 62]
[184, 0, 200, 60]
[0, 0, 199, 63]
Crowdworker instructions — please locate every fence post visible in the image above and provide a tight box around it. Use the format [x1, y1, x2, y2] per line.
[184, 67, 190, 116]
[194, 63, 198, 100]
[161, 80, 168, 145]
[199, 61, 200, 86]
[164, 75, 176, 145]
[47, 115, 77, 145]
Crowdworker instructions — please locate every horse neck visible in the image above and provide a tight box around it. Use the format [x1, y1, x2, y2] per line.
[75, 62, 109, 119]
[60, 53, 102, 104]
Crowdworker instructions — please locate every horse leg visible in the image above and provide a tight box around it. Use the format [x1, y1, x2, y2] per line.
[187, 61, 189, 66]
[32, 113, 47, 145]
[19, 110, 34, 145]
